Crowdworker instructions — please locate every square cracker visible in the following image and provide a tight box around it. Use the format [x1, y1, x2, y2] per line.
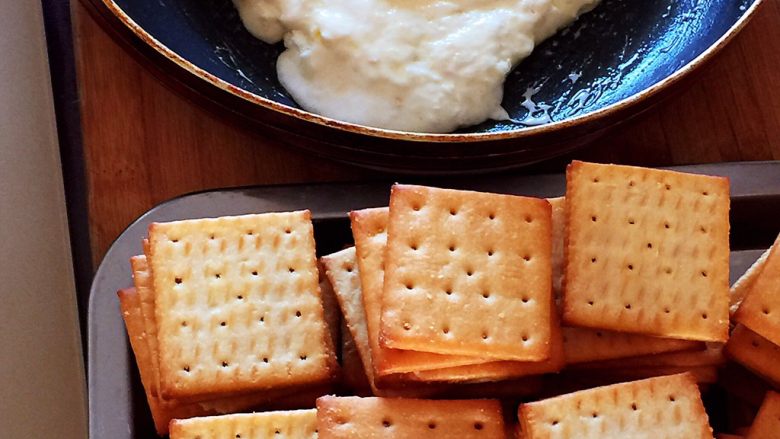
[725, 324, 780, 388]
[350, 208, 490, 376]
[549, 197, 704, 364]
[734, 234, 780, 346]
[169, 410, 317, 439]
[563, 161, 730, 342]
[746, 391, 780, 439]
[316, 396, 504, 438]
[169, 410, 318, 439]
[131, 255, 161, 397]
[323, 246, 563, 387]
[381, 185, 553, 360]
[519, 373, 713, 438]
[134, 251, 292, 404]
[118, 288, 310, 435]
[148, 211, 337, 399]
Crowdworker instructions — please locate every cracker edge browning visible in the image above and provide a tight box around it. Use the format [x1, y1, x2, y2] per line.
[562, 161, 730, 342]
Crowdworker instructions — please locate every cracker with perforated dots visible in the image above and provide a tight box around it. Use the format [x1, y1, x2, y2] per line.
[118, 287, 319, 435]
[316, 396, 504, 439]
[519, 373, 713, 438]
[350, 208, 491, 376]
[563, 161, 730, 342]
[324, 243, 564, 387]
[549, 197, 704, 364]
[321, 246, 444, 398]
[169, 410, 318, 439]
[381, 185, 553, 361]
[408, 305, 565, 383]
[725, 324, 780, 388]
[734, 234, 780, 346]
[148, 211, 337, 400]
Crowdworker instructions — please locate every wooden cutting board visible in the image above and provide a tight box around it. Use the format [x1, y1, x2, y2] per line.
[73, 0, 780, 264]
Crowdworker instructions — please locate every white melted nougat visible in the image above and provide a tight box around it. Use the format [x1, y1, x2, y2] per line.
[233, 0, 600, 133]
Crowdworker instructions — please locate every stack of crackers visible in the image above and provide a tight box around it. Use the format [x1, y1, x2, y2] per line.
[119, 211, 339, 434]
[322, 161, 730, 397]
[322, 185, 565, 396]
[116, 160, 780, 437]
[555, 161, 731, 385]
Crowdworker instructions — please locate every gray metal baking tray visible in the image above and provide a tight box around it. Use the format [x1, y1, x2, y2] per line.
[89, 161, 780, 437]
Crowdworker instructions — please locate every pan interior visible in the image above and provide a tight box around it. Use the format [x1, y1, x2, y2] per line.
[113, 0, 756, 134]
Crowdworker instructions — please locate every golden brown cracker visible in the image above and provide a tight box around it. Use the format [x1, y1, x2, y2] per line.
[731, 248, 771, 316]
[548, 196, 566, 305]
[563, 161, 730, 342]
[318, 260, 342, 357]
[562, 326, 703, 364]
[551, 195, 702, 367]
[350, 208, 489, 376]
[169, 410, 318, 439]
[148, 211, 336, 399]
[382, 185, 553, 360]
[410, 304, 565, 382]
[118, 288, 303, 435]
[325, 246, 560, 387]
[321, 248, 375, 387]
[316, 396, 504, 438]
[519, 373, 713, 438]
[130, 255, 161, 397]
[573, 342, 724, 370]
[725, 324, 780, 388]
[735, 235, 780, 347]
[746, 391, 780, 439]
[321, 246, 443, 397]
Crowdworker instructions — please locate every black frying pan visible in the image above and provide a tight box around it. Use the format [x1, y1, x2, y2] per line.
[82, 0, 762, 172]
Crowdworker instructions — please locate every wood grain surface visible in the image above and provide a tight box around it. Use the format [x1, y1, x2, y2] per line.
[73, 0, 780, 265]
